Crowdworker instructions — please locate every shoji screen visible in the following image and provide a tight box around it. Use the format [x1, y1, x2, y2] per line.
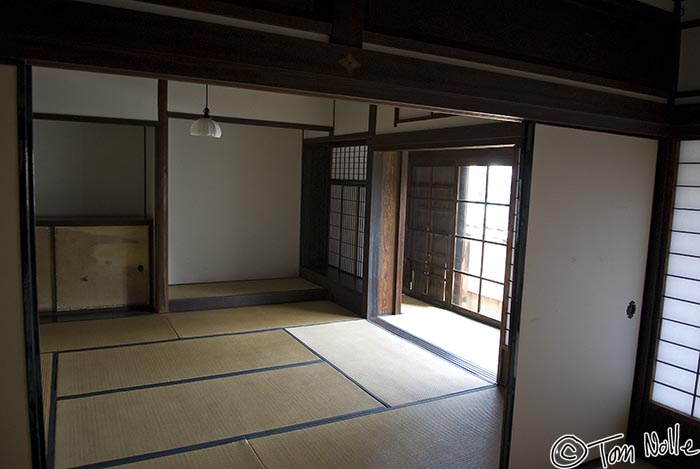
[652, 140, 700, 417]
[328, 145, 367, 278]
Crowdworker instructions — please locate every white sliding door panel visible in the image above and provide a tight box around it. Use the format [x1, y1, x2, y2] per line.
[509, 125, 657, 468]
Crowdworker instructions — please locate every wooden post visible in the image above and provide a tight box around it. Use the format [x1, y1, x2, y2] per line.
[154, 80, 168, 313]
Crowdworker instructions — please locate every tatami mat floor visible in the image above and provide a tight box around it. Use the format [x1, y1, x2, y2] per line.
[40, 301, 502, 469]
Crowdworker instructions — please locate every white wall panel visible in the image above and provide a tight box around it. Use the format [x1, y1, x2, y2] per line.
[168, 81, 333, 126]
[332, 99, 371, 135]
[33, 120, 147, 217]
[509, 125, 657, 468]
[168, 119, 302, 284]
[32, 67, 157, 120]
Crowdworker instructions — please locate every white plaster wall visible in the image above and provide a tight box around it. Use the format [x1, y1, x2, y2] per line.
[168, 118, 302, 284]
[32, 67, 157, 120]
[168, 81, 333, 126]
[33, 120, 148, 217]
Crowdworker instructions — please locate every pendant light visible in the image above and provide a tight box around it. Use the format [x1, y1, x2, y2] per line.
[190, 84, 222, 138]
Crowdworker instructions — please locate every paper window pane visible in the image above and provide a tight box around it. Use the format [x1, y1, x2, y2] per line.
[667, 254, 700, 282]
[677, 164, 700, 187]
[480, 280, 504, 320]
[482, 243, 507, 283]
[657, 341, 700, 372]
[660, 319, 700, 350]
[662, 298, 700, 328]
[675, 187, 700, 210]
[652, 382, 693, 415]
[487, 166, 512, 204]
[456, 202, 485, 239]
[665, 276, 700, 304]
[452, 272, 480, 311]
[454, 238, 482, 276]
[673, 209, 700, 234]
[655, 362, 697, 393]
[670, 232, 700, 257]
[680, 140, 700, 163]
[485, 204, 509, 244]
[458, 166, 487, 202]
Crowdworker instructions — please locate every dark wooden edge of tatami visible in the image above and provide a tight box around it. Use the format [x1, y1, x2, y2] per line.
[167, 288, 329, 313]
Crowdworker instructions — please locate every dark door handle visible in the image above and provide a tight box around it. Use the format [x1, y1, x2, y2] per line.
[626, 301, 636, 319]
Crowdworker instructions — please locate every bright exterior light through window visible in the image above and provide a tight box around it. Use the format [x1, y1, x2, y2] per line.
[651, 140, 700, 418]
[452, 165, 513, 321]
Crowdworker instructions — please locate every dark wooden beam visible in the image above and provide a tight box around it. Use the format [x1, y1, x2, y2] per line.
[0, 1, 670, 137]
[370, 122, 524, 151]
[139, 0, 332, 33]
[365, 0, 676, 96]
[673, 103, 700, 138]
[331, 0, 366, 47]
[681, 18, 700, 29]
[154, 80, 168, 313]
[33, 112, 158, 128]
[168, 112, 332, 132]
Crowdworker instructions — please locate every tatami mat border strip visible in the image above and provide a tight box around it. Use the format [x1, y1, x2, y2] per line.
[48, 353, 58, 469]
[369, 318, 498, 384]
[69, 407, 385, 469]
[283, 329, 392, 408]
[51, 317, 359, 354]
[57, 360, 323, 401]
[69, 384, 498, 469]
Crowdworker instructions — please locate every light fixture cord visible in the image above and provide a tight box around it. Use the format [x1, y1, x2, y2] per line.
[203, 84, 211, 117]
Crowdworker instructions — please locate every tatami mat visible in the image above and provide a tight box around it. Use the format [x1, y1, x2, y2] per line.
[169, 277, 321, 300]
[57, 330, 317, 396]
[55, 362, 382, 468]
[250, 387, 503, 469]
[41, 353, 52, 438]
[40, 315, 177, 353]
[120, 440, 264, 469]
[289, 320, 489, 406]
[165, 301, 357, 338]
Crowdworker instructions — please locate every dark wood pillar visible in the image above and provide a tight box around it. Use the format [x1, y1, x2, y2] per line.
[154, 79, 168, 313]
[365, 150, 405, 317]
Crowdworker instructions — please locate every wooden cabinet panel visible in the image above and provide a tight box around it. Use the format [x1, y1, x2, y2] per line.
[35, 226, 54, 312]
[55, 226, 150, 311]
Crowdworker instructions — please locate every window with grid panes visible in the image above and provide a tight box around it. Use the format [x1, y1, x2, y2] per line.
[452, 165, 513, 322]
[651, 140, 700, 418]
[328, 145, 367, 278]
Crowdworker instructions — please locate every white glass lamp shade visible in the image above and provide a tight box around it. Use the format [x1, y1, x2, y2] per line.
[190, 110, 222, 138]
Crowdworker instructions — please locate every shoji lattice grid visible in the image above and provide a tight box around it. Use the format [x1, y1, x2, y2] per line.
[652, 140, 700, 418]
[331, 145, 367, 181]
[328, 145, 368, 278]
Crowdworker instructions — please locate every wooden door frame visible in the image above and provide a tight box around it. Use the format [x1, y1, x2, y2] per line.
[402, 148, 518, 330]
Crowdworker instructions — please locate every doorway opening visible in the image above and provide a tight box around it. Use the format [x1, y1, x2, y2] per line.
[375, 147, 519, 383]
